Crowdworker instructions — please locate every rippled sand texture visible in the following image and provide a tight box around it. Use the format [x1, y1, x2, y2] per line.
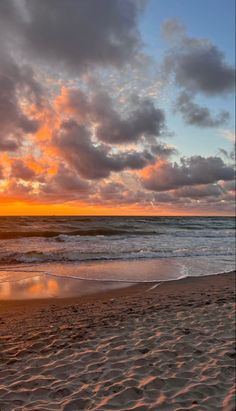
[0, 272, 235, 411]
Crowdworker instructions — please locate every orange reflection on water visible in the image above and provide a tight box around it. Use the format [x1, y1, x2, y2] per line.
[0, 282, 11, 299]
[0, 274, 63, 300]
[0, 271, 125, 300]
[29, 279, 59, 296]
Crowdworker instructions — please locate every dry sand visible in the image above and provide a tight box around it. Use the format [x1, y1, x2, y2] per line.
[0, 272, 235, 411]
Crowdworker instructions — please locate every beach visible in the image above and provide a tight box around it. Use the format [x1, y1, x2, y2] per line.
[0, 271, 235, 411]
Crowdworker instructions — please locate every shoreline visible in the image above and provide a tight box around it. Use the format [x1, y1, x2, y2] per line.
[0, 261, 235, 301]
[0, 271, 235, 410]
[0, 269, 234, 304]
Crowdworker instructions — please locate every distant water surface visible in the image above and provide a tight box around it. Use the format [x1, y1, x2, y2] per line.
[0, 216, 235, 299]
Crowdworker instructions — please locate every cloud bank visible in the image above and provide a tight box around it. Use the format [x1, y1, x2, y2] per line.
[0, 4, 234, 214]
[162, 19, 235, 128]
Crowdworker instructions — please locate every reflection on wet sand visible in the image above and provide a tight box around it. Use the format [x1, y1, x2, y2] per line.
[0, 257, 203, 300]
[0, 259, 181, 300]
[0, 273, 131, 300]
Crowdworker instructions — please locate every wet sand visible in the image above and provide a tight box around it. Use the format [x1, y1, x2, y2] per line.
[0, 271, 235, 410]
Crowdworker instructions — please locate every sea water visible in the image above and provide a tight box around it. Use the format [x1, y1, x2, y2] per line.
[0, 216, 235, 299]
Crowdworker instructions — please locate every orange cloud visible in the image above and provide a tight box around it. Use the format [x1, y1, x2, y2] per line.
[35, 124, 52, 142]
[25, 157, 45, 174]
[140, 159, 167, 179]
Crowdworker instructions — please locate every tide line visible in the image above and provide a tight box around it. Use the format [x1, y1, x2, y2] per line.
[0, 268, 187, 285]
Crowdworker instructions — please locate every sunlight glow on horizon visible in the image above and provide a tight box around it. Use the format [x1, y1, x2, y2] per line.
[0, 201, 234, 217]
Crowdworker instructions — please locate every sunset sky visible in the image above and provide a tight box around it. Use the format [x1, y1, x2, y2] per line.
[0, 0, 235, 216]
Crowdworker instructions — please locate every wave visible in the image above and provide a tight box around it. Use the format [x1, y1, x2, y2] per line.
[1, 227, 235, 240]
[0, 248, 234, 265]
[0, 228, 160, 240]
[0, 215, 235, 240]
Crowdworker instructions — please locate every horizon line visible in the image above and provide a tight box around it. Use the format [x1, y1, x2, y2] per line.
[0, 214, 234, 218]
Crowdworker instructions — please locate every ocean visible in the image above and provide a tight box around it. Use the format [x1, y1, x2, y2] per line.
[0, 216, 235, 299]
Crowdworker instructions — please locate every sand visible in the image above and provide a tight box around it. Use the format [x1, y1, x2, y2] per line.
[0, 272, 235, 411]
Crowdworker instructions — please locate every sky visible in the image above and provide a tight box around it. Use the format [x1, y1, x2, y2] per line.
[0, 0, 235, 216]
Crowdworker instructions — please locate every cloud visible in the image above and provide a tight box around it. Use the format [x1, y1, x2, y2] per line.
[52, 165, 90, 192]
[99, 181, 127, 201]
[97, 181, 156, 205]
[219, 180, 235, 192]
[173, 184, 224, 199]
[0, 7, 234, 215]
[56, 88, 90, 121]
[11, 160, 36, 181]
[1, 0, 143, 73]
[161, 19, 186, 42]
[162, 19, 235, 96]
[161, 20, 235, 128]
[93, 93, 165, 144]
[0, 53, 42, 152]
[54, 120, 155, 180]
[220, 129, 235, 142]
[219, 145, 235, 162]
[40, 165, 91, 203]
[150, 142, 177, 157]
[175, 92, 230, 127]
[3, 180, 33, 200]
[0, 164, 3, 179]
[57, 88, 166, 144]
[0, 1, 22, 46]
[141, 156, 234, 192]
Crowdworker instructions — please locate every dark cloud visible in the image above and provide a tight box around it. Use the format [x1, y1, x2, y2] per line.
[175, 92, 230, 127]
[150, 142, 177, 158]
[59, 88, 166, 144]
[11, 160, 36, 181]
[173, 184, 224, 199]
[1, 0, 143, 73]
[97, 181, 154, 205]
[0, 1, 22, 46]
[162, 20, 235, 96]
[53, 165, 90, 192]
[58, 88, 90, 120]
[153, 192, 175, 203]
[0, 0, 146, 154]
[0, 0, 16, 19]
[162, 20, 235, 128]
[93, 93, 165, 144]
[219, 145, 235, 162]
[54, 120, 155, 180]
[40, 165, 91, 203]
[0, 53, 42, 152]
[99, 182, 126, 201]
[141, 156, 235, 192]
[165, 44, 235, 96]
[97, 181, 229, 207]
